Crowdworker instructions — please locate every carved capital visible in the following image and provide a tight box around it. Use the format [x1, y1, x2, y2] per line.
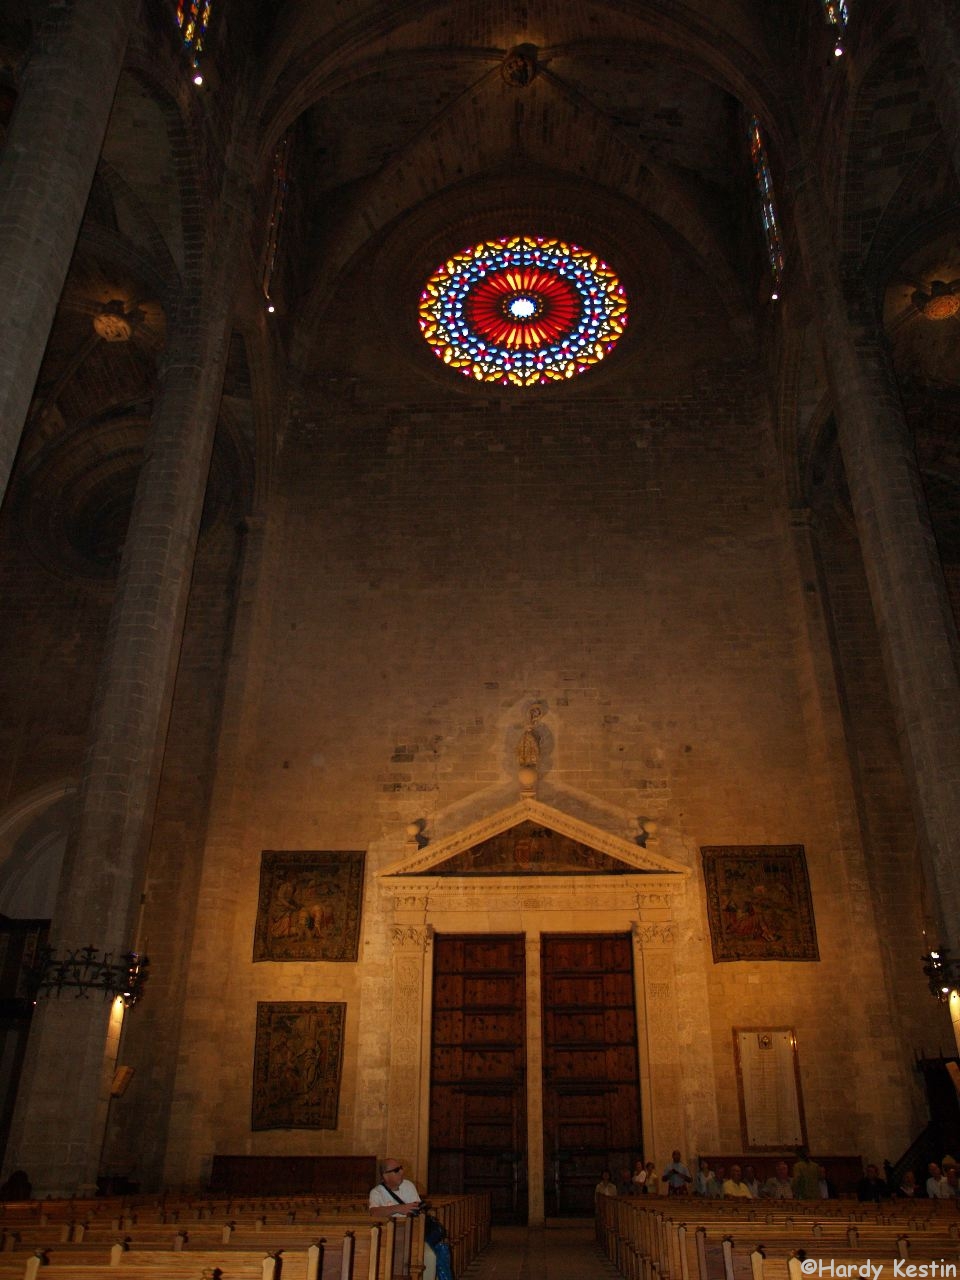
[391, 925, 432, 953]
[633, 922, 676, 946]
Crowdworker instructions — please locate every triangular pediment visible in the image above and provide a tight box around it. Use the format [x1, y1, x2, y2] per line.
[379, 799, 690, 878]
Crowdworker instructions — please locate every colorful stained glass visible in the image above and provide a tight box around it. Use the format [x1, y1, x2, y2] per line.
[261, 132, 292, 306]
[747, 117, 784, 287]
[823, 0, 848, 28]
[418, 236, 628, 387]
[176, 1, 211, 68]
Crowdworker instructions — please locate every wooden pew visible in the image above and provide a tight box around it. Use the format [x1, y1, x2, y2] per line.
[597, 1194, 960, 1280]
[0, 1189, 489, 1280]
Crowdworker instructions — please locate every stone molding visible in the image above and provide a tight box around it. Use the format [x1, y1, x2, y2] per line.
[378, 796, 690, 878]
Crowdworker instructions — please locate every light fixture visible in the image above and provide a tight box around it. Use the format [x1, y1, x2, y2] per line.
[26, 946, 149, 1008]
[922, 947, 960, 1002]
[92, 300, 133, 343]
[912, 280, 960, 321]
[834, 43, 844, 57]
[771, 291, 779, 301]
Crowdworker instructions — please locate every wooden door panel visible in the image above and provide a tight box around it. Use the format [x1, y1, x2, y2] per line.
[429, 934, 527, 1224]
[541, 934, 642, 1217]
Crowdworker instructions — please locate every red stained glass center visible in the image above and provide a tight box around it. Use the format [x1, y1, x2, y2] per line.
[465, 267, 582, 350]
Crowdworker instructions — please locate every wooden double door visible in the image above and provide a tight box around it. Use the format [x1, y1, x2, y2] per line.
[428, 932, 642, 1222]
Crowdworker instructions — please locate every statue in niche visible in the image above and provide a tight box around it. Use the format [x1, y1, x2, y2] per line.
[517, 704, 543, 767]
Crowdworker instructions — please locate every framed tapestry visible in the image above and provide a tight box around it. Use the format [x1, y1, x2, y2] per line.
[252, 1001, 346, 1130]
[701, 845, 819, 963]
[253, 850, 364, 962]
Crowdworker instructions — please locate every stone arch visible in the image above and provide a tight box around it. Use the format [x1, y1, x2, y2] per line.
[0, 783, 76, 920]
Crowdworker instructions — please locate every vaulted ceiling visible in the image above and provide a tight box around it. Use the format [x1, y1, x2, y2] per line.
[1, 0, 958, 575]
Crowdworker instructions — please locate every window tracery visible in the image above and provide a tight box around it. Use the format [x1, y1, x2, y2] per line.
[746, 117, 784, 296]
[176, 1, 211, 69]
[418, 235, 627, 387]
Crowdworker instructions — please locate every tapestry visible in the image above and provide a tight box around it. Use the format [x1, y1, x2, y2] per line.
[701, 845, 819, 962]
[253, 850, 364, 962]
[252, 1001, 346, 1130]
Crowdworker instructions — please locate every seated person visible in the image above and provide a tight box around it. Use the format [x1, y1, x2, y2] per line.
[896, 1171, 918, 1198]
[927, 1162, 944, 1198]
[595, 1169, 618, 1198]
[761, 1161, 794, 1199]
[743, 1165, 760, 1199]
[369, 1158, 436, 1280]
[722, 1164, 754, 1198]
[0, 1170, 30, 1201]
[856, 1163, 890, 1202]
[617, 1167, 634, 1196]
[696, 1160, 719, 1197]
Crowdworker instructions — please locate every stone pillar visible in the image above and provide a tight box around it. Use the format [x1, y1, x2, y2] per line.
[2, 189, 246, 1195]
[791, 161, 960, 951]
[907, 0, 960, 182]
[524, 933, 544, 1226]
[387, 926, 432, 1182]
[633, 924, 685, 1170]
[0, 0, 139, 506]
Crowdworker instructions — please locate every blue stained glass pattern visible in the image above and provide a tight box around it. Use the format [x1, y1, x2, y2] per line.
[419, 235, 628, 387]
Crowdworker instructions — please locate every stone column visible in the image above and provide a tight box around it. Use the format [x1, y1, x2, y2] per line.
[907, 0, 960, 181]
[633, 923, 684, 1169]
[524, 933, 544, 1226]
[791, 161, 960, 951]
[2, 188, 246, 1195]
[0, 0, 139, 505]
[387, 926, 432, 1181]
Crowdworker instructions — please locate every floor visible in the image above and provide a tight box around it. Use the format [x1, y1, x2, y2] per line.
[461, 1221, 622, 1280]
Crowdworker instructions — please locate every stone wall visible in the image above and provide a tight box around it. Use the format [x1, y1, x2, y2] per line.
[149, 337, 928, 1187]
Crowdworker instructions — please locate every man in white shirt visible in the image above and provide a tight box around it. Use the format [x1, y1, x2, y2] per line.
[722, 1164, 754, 1198]
[369, 1158, 436, 1280]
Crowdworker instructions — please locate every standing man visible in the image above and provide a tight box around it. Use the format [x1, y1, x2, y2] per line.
[661, 1150, 693, 1195]
[792, 1147, 821, 1200]
[369, 1159, 436, 1280]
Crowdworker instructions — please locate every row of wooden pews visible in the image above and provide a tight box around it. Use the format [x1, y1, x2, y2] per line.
[597, 1193, 960, 1280]
[0, 1189, 491, 1280]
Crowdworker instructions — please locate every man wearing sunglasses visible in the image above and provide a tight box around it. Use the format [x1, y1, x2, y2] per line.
[369, 1158, 437, 1280]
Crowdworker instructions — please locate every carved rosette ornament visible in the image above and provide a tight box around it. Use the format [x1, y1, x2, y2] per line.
[500, 45, 538, 87]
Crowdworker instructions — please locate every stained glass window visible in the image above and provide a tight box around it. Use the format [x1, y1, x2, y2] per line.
[418, 236, 627, 387]
[261, 132, 292, 310]
[176, 1, 211, 69]
[822, 0, 848, 30]
[746, 117, 784, 292]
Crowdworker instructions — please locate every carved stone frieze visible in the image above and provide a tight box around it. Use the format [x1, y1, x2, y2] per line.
[386, 878, 680, 920]
[391, 895, 431, 912]
[633, 923, 677, 945]
[391, 926, 432, 952]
